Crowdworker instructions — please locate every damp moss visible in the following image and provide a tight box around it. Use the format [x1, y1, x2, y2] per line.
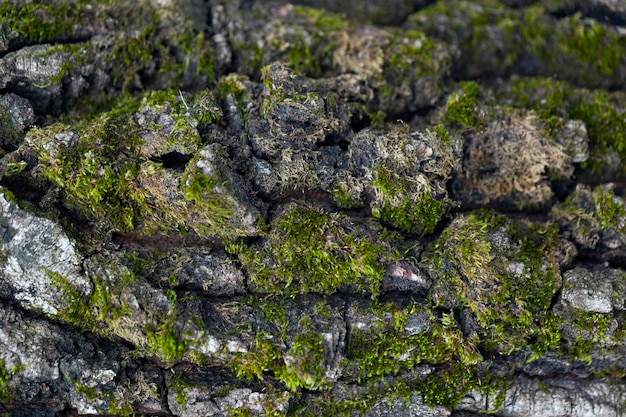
[29, 89, 245, 239]
[174, 30, 215, 82]
[230, 204, 398, 297]
[549, 185, 623, 249]
[145, 293, 190, 363]
[234, 6, 350, 78]
[412, 1, 625, 89]
[288, 6, 351, 76]
[167, 372, 195, 411]
[276, 331, 330, 391]
[5, 1, 218, 114]
[537, 13, 624, 80]
[563, 306, 626, 368]
[347, 304, 482, 383]
[47, 268, 137, 336]
[330, 182, 364, 209]
[180, 148, 254, 238]
[292, 6, 351, 33]
[287, 38, 321, 78]
[227, 301, 338, 392]
[385, 30, 441, 76]
[228, 330, 281, 383]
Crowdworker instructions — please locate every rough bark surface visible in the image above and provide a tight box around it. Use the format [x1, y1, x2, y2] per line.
[0, 0, 626, 416]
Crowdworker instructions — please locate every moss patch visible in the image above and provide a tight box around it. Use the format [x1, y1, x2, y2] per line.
[29, 89, 257, 239]
[551, 185, 626, 250]
[443, 81, 483, 130]
[594, 187, 626, 232]
[342, 302, 505, 411]
[230, 204, 398, 297]
[0, 1, 124, 45]
[30, 98, 144, 233]
[426, 210, 562, 356]
[503, 76, 626, 176]
[227, 306, 334, 392]
[371, 166, 447, 236]
[0, 359, 13, 401]
[49, 268, 189, 364]
[411, 2, 626, 89]
[384, 29, 442, 77]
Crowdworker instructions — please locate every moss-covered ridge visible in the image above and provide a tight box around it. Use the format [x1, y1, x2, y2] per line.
[26, 89, 260, 239]
[409, 0, 626, 90]
[498, 76, 626, 179]
[0, 0, 215, 116]
[231, 203, 399, 297]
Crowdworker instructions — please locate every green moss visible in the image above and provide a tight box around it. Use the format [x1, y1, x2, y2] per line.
[385, 30, 441, 76]
[369, 110, 387, 127]
[443, 81, 483, 129]
[30, 88, 246, 238]
[257, 299, 289, 338]
[167, 372, 194, 411]
[31, 100, 143, 233]
[176, 30, 215, 82]
[286, 6, 352, 77]
[276, 331, 330, 391]
[572, 93, 626, 173]
[547, 14, 623, 78]
[229, 330, 282, 383]
[342, 302, 508, 410]
[228, 303, 338, 392]
[146, 317, 189, 363]
[561, 305, 626, 367]
[226, 408, 254, 417]
[155, 26, 216, 89]
[347, 305, 480, 381]
[190, 89, 224, 127]
[413, 1, 625, 88]
[217, 74, 248, 100]
[231, 204, 397, 297]
[5, 1, 219, 113]
[427, 210, 562, 357]
[371, 166, 447, 236]
[503, 76, 626, 176]
[108, 400, 135, 417]
[594, 188, 626, 231]
[292, 6, 350, 33]
[288, 39, 321, 77]
[48, 269, 135, 335]
[109, 20, 159, 89]
[330, 182, 363, 209]
[50, 269, 189, 364]
[69, 377, 99, 400]
[431, 124, 453, 146]
[0, 360, 13, 401]
[0, 2, 87, 44]
[180, 152, 242, 238]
